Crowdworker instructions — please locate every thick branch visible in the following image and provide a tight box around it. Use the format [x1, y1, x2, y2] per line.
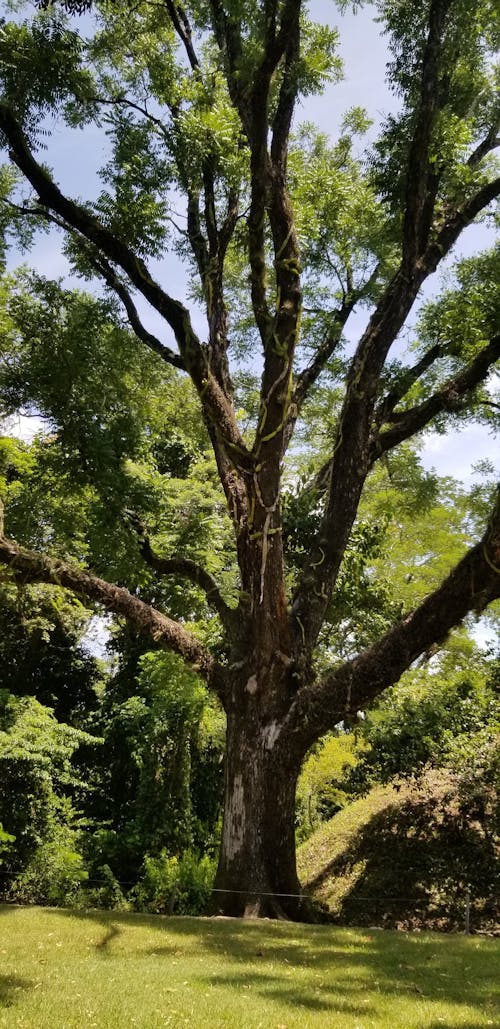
[422, 175, 500, 273]
[127, 512, 237, 631]
[402, 0, 451, 267]
[290, 264, 424, 648]
[0, 103, 249, 461]
[370, 335, 500, 462]
[208, 0, 247, 129]
[467, 119, 500, 168]
[0, 535, 224, 695]
[144, 553, 237, 629]
[291, 171, 500, 651]
[286, 490, 500, 752]
[270, 0, 301, 172]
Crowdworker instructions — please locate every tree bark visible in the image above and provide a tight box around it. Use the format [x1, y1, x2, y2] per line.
[211, 701, 318, 920]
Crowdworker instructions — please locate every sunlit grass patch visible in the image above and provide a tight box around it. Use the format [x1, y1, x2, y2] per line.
[0, 905, 498, 1027]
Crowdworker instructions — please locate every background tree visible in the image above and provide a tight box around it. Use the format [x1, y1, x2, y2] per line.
[0, 0, 499, 919]
[0, 690, 98, 903]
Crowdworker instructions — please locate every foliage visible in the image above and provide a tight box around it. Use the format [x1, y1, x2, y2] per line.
[0, 0, 499, 918]
[6, 820, 88, 907]
[347, 655, 500, 790]
[0, 579, 102, 725]
[81, 642, 224, 885]
[0, 691, 100, 894]
[0, 822, 16, 865]
[133, 849, 216, 915]
[84, 862, 131, 911]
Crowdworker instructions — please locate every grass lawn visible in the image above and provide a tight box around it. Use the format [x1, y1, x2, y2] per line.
[0, 905, 498, 1028]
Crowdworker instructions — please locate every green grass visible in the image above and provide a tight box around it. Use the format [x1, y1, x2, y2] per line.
[0, 906, 499, 1028]
[298, 784, 395, 887]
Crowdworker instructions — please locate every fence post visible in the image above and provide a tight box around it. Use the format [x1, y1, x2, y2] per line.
[464, 887, 471, 935]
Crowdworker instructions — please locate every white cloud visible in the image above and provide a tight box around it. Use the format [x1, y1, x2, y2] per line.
[420, 424, 498, 483]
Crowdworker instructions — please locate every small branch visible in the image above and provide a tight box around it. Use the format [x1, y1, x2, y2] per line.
[292, 264, 381, 419]
[0, 535, 224, 696]
[163, 0, 200, 71]
[88, 253, 185, 370]
[126, 511, 237, 631]
[374, 343, 442, 425]
[85, 92, 172, 139]
[369, 334, 500, 462]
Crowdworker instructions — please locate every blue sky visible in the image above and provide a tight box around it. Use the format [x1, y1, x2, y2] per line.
[4, 0, 498, 488]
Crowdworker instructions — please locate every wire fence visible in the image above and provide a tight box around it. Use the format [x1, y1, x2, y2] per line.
[0, 873, 496, 934]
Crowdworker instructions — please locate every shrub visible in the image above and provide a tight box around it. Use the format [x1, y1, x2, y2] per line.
[133, 850, 216, 915]
[7, 824, 88, 906]
[84, 863, 130, 911]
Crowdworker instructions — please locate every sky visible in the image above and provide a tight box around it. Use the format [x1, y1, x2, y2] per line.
[4, 0, 498, 489]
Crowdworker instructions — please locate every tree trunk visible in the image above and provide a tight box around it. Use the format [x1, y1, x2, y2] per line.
[211, 704, 319, 921]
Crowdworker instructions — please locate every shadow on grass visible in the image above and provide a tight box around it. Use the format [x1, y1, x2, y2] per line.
[47, 906, 500, 1021]
[199, 968, 375, 1016]
[95, 921, 122, 949]
[0, 974, 35, 1008]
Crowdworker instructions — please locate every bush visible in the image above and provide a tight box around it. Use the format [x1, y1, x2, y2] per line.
[134, 850, 216, 915]
[7, 824, 88, 907]
[84, 863, 130, 911]
[346, 662, 500, 792]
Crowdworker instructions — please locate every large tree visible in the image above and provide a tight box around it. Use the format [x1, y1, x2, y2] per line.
[0, 0, 499, 919]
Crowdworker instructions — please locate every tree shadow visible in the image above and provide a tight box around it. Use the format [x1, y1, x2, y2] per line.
[48, 907, 500, 1021]
[0, 974, 35, 1008]
[0, 903, 21, 916]
[196, 968, 374, 1015]
[94, 921, 122, 949]
[305, 792, 499, 931]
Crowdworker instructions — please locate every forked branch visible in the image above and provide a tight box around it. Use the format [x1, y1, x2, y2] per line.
[126, 511, 237, 631]
[370, 335, 500, 463]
